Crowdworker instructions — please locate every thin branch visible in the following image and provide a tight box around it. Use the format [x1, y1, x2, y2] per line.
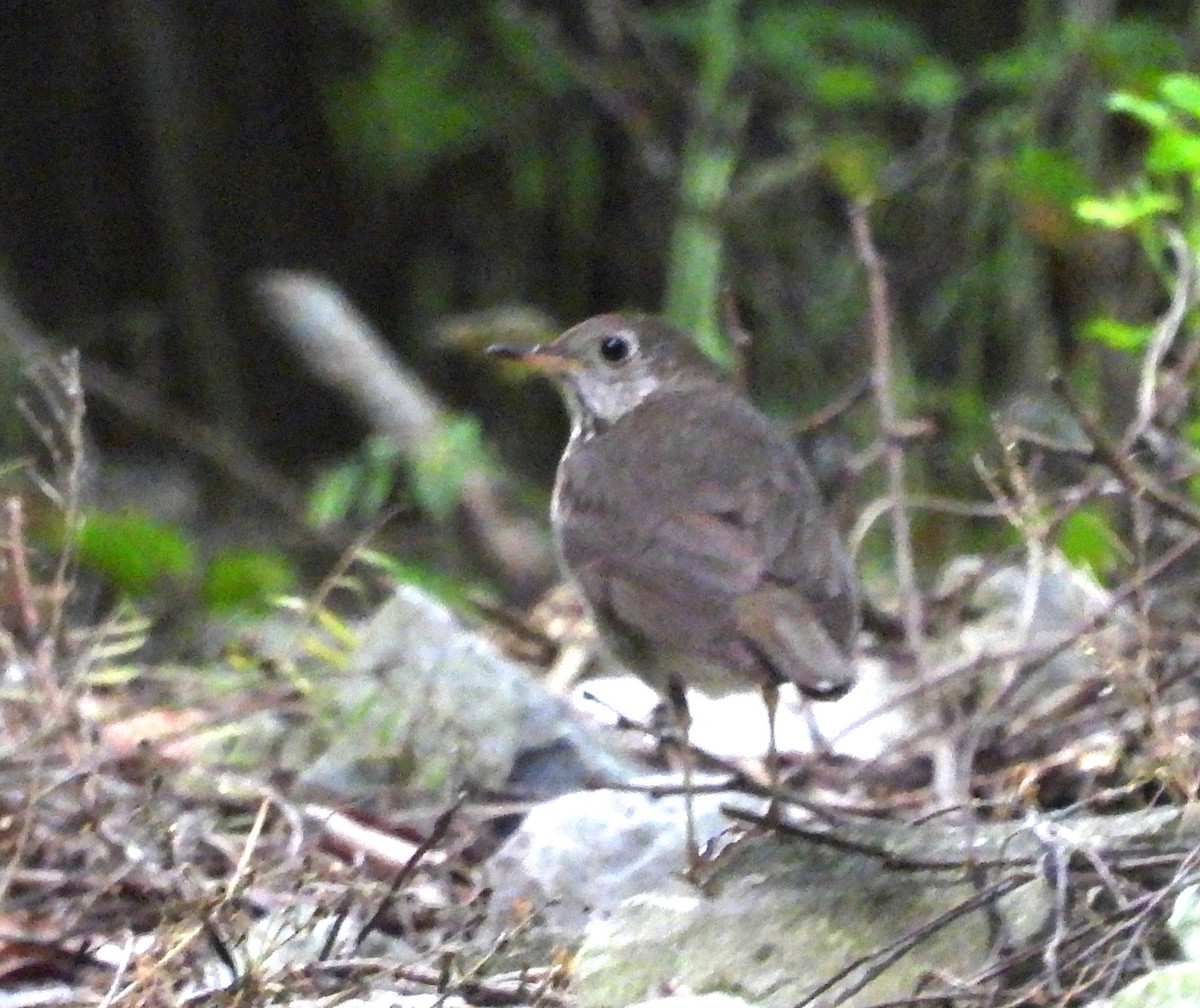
[1051, 374, 1200, 531]
[849, 202, 924, 654]
[830, 523, 1200, 748]
[1128, 228, 1196, 447]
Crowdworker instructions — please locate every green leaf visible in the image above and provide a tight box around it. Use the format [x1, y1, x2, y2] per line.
[1107, 90, 1172, 129]
[1057, 506, 1123, 576]
[1080, 317, 1154, 351]
[835, 10, 926, 62]
[1146, 127, 1200, 176]
[750, 8, 819, 85]
[978, 40, 1059, 94]
[811, 65, 883, 107]
[308, 438, 403, 528]
[1009, 145, 1089, 207]
[75, 511, 197, 598]
[410, 415, 489, 521]
[821, 134, 890, 200]
[325, 26, 496, 180]
[901, 58, 961, 112]
[1076, 188, 1178, 228]
[489, 3, 575, 96]
[1090, 19, 1188, 90]
[309, 465, 361, 529]
[201, 550, 297, 615]
[1181, 416, 1200, 448]
[1160, 73, 1200, 120]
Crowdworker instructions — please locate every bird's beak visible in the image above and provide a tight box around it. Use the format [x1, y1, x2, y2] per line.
[486, 343, 583, 375]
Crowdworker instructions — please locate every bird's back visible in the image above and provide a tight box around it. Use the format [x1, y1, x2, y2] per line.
[553, 385, 859, 693]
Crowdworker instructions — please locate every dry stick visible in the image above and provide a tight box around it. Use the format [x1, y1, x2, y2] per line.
[18, 352, 87, 659]
[721, 805, 1032, 872]
[3, 498, 41, 644]
[288, 960, 568, 1008]
[352, 792, 465, 951]
[1, 497, 75, 764]
[1128, 228, 1196, 447]
[583, 688, 856, 826]
[1099, 846, 1200, 999]
[0, 289, 313, 531]
[791, 374, 872, 435]
[1051, 375, 1200, 531]
[849, 203, 924, 655]
[830, 522, 1200, 750]
[49, 354, 84, 645]
[719, 286, 752, 390]
[13, 354, 87, 734]
[796, 872, 1034, 1008]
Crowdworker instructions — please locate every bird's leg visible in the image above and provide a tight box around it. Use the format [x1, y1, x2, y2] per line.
[667, 675, 700, 873]
[762, 682, 782, 824]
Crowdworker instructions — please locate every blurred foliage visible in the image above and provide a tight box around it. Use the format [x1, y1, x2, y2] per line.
[312, 0, 1198, 581]
[75, 511, 198, 599]
[8, 0, 1200, 605]
[1056, 504, 1126, 579]
[71, 509, 297, 615]
[308, 416, 490, 527]
[309, 437, 405, 529]
[409, 416, 490, 522]
[200, 549, 297, 615]
[324, 23, 498, 182]
[355, 547, 481, 612]
[1049, 69, 1200, 576]
[1079, 72, 1200, 270]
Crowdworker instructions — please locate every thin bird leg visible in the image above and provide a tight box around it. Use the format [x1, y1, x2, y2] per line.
[762, 682, 782, 823]
[667, 675, 699, 872]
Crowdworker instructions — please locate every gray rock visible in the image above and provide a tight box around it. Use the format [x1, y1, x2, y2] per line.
[486, 787, 739, 950]
[1092, 962, 1200, 1008]
[299, 585, 632, 801]
[928, 551, 1129, 720]
[573, 833, 990, 1008]
[627, 996, 756, 1008]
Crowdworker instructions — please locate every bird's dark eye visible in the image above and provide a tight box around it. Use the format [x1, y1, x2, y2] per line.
[599, 334, 632, 364]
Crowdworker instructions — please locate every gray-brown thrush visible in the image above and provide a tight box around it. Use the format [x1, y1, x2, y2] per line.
[490, 314, 859, 856]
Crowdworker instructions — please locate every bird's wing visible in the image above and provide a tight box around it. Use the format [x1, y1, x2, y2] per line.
[557, 389, 857, 680]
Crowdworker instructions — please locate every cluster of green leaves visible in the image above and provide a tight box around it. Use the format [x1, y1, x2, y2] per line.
[308, 416, 489, 528]
[323, 3, 591, 221]
[1058, 71, 1200, 576]
[72, 510, 296, 614]
[1079, 72, 1200, 289]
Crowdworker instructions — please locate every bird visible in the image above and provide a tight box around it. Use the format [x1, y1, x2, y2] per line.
[489, 313, 859, 866]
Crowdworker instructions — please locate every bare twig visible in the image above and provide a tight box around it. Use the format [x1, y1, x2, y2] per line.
[3, 498, 40, 645]
[1052, 374, 1200, 531]
[720, 287, 752, 390]
[353, 793, 465, 951]
[831, 523, 1200, 748]
[850, 202, 925, 656]
[1128, 228, 1197, 446]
